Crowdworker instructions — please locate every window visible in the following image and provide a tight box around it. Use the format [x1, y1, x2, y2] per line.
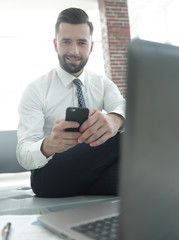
[128, 0, 179, 46]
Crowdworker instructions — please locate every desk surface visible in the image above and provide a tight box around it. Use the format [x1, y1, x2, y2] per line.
[0, 172, 117, 216]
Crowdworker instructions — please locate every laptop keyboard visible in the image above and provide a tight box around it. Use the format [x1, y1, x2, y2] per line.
[72, 215, 119, 240]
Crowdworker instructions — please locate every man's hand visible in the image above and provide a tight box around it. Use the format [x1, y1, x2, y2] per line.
[78, 109, 124, 147]
[41, 119, 81, 158]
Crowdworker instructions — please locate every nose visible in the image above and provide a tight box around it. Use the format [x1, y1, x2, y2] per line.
[69, 42, 80, 55]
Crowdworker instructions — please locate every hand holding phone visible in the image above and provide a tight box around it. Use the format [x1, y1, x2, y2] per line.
[65, 107, 89, 132]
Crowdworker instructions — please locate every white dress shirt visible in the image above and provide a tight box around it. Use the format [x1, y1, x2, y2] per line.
[16, 66, 126, 170]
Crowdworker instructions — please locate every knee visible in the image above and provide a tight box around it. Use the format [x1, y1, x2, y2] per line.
[30, 170, 85, 198]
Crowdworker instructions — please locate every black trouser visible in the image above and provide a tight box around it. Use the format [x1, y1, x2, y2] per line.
[31, 133, 120, 198]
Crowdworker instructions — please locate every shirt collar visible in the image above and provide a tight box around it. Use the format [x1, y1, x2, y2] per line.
[56, 66, 85, 87]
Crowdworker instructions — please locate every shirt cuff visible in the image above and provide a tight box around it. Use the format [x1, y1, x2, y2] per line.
[30, 138, 53, 169]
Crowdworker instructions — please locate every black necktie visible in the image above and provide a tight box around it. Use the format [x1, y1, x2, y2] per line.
[73, 79, 86, 108]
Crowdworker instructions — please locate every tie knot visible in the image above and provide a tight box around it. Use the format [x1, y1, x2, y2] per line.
[73, 79, 81, 87]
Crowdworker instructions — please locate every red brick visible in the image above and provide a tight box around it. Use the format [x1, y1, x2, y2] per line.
[98, 0, 130, 97]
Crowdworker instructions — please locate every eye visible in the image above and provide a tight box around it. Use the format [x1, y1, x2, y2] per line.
[62, 39, 71, 45]
[78, 40, 87, 46]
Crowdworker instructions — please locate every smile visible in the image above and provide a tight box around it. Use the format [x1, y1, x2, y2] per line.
[65, 55, 81, 63]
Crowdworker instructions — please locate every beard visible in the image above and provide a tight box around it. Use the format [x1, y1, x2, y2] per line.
[57, 54, 89, 74]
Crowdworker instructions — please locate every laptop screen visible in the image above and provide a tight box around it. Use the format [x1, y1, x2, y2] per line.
[120, 39, 179, 240]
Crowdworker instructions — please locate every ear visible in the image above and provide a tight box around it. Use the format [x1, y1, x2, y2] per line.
[53, 38, 58, 52]
[89, 41, 94, 55]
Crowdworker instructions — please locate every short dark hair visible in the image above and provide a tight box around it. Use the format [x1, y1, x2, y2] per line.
[55, 8, 94, 37]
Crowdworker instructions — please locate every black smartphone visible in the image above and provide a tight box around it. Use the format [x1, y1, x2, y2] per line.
[65, 107, 89, 132]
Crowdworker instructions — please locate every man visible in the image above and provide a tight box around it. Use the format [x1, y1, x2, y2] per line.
[16, 8, 126, 197]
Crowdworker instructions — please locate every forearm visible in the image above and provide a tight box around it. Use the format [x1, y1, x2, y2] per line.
[107, 112, 125, 132]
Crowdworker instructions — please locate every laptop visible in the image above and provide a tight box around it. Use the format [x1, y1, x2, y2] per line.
[38, 38, 179, 240]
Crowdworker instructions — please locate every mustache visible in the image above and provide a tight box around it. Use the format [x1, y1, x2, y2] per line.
[64, 54, 82, 60]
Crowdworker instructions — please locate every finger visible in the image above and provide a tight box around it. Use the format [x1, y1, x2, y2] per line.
[54, 121, 80, 132]
[89, 132, 110, 147]
[78, 124, 99, 143]
[89, 108, 97, 117]
[64, 121, 80, 131]
[80, 109, 101, 131]
[84, 127, 106, 144]
[53, 133, 80, 151]
[60, 131, 81, 140]
[79, 114, 97, 133]
[63, 138, 79, 146]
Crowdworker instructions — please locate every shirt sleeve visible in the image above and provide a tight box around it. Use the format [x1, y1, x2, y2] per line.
[16, 83, 51, 170]
[103, 76, 126, 118]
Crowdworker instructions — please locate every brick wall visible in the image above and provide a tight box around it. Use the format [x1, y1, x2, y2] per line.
[98, 0, 130, 97]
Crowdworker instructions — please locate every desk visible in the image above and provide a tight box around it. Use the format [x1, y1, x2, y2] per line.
[0, 214, 62, 240]
[0, 172, 116, 215]
[0, 173, 117, 239]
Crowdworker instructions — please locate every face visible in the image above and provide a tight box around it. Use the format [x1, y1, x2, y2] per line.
[54, 22, 94, 77]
